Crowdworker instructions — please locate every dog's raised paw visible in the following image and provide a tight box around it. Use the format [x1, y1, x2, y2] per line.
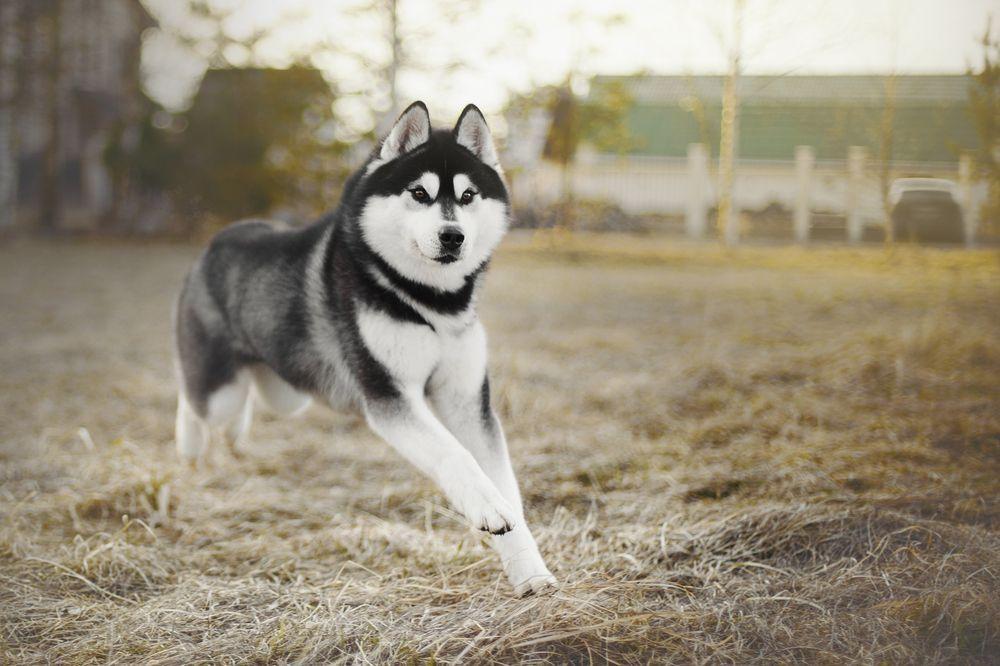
[482, 521, 513, 536]
[471, 501, 516, 535]
[458, 487, 517, 535]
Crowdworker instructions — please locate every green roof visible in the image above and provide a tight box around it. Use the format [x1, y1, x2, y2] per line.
[590, 75, 980, 163]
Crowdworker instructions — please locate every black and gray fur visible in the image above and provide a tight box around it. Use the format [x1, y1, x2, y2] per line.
[173, 102, 557, 596]
[177, 106, 503, 417]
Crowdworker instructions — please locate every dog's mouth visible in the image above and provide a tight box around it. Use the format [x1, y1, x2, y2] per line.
[434, 246, 463, 264]
[411, 240, 460, 265]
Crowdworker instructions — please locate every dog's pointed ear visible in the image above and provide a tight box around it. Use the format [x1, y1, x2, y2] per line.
[380, 101, 431, 162]
[454, 104, 501, 171]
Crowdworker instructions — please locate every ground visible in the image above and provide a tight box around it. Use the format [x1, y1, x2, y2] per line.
[0, 233, 997, 664]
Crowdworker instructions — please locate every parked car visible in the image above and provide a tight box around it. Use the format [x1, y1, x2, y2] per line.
[889, 178, 964, 243]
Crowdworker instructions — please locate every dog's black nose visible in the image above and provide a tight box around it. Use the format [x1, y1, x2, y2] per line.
[438, 227, 465, 251]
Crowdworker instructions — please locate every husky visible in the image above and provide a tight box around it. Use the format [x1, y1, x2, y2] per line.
[173, 102, 556, 595]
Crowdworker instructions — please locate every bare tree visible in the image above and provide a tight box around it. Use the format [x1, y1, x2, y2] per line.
[716, 0, 744, 246]
[151, 0, 481, 139]
[0, 0, 21, 229]
[968, 17, 999, 237]
[876, 72, 898, 245]
[39, 0, 64, 233]
[385, 0, 402, 122]
[686, 0, 862, 244]
[103, 0, 153, 231]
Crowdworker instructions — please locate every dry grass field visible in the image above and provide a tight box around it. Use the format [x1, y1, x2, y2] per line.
[1, 233, 998, 664]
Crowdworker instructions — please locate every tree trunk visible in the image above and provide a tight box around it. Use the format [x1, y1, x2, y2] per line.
[0, 0, 20, 229]
[39, 0, 63, 233]
[717, 0, 743, 246]
[557, 158, 575, 231]
[878, 73, 897, 245]
[104, 1, 146, 232]
[388, 0, 400, 119]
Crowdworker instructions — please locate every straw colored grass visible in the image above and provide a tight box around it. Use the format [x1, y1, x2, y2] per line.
[1, 234, 997, 664]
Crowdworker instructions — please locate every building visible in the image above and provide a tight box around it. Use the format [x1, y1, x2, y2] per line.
[600, 74, 978, 163]
[0, 0, 154, 231]
[509, 74, 987, 238]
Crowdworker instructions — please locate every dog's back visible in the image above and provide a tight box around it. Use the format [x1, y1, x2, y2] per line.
[174, 219, 324, 455]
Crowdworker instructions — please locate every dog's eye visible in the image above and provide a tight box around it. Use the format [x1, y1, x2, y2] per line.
[459, 188, 477, 205]
[409, 187, 429, 203]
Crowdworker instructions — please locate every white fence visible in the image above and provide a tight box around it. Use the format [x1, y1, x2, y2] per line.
[509, 145, 988, 244]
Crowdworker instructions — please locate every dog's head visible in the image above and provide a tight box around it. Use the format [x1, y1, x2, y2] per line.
[356, 102, 509, 289]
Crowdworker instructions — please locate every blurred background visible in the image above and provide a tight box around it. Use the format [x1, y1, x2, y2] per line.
[0, 0, 997, 243]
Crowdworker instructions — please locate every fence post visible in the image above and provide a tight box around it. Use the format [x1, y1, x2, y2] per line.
[846, 146, 867, 244]
[959, 152, 976, 247]
[686, 143, 709, 239]
[794, 145, 814, 243]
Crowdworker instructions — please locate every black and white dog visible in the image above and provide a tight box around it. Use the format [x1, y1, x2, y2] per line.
[173, 102, 556, 595]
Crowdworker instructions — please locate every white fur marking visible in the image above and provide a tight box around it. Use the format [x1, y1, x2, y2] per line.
[175, 391, 208, 462]
[412, 172, 440, 200]
[430, 320, 488, 396]
[356, 307, 440, 386]
[251, 364, 312, 416]
[205, 372, 250, 427]
[359, 193, 508, 292]
[453, 174, 472, 198]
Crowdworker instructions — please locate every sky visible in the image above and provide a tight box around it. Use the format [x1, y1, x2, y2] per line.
[141, 0, 997, 131]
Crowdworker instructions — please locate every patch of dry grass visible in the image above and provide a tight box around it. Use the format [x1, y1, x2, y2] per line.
[1, 234, 998, 663]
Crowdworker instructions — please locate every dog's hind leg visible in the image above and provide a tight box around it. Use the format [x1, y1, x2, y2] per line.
[250, 364, 312, 416]
[175, 277, 254, 463]
[205, 371, 253, 460]
[175, 365, 253, 464]
[175, 391, 210, 466]
[221, 387, 253, 459]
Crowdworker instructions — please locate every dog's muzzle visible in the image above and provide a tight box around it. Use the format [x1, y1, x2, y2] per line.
[436, 226, 464, 263]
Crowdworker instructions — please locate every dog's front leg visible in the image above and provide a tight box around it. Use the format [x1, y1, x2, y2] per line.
[428, 325, 557, 595]
[429, 379, 557, 596]
[364, 390, 518, 536]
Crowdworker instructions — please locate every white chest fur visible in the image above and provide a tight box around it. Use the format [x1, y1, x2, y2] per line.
[356, 306, 442, 388]
[356, 305, 489, 395]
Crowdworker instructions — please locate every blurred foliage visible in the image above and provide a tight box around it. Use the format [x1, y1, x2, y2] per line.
[539, 81, 634, 166]
[104, 107, 175, 195]
[177, 67, 347, 221]
[154, 0, 482, 138]
[506, 80, 633, 229]
[167, 0, 272, 69]
[968, 19, 1000, 233]
[111, 67, 349, 226]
